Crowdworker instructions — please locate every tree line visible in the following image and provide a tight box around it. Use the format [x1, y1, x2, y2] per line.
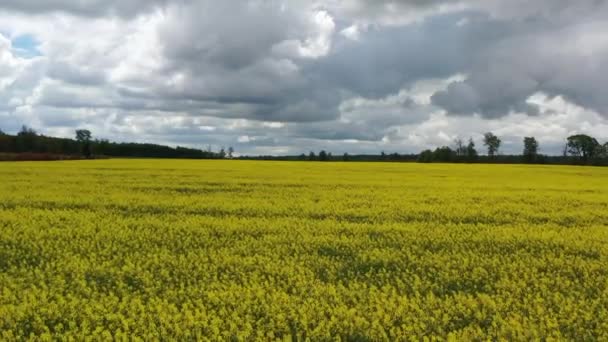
[241, 133, 607, 166]
[0, 126, 233, 160]
[417, 133, 608, 165]
[1, 126, 606, 165]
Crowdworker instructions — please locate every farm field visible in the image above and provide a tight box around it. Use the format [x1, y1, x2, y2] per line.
[1, 160, 607, 340]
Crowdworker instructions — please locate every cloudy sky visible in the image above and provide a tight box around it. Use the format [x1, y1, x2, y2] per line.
[1, 0, 607, 155]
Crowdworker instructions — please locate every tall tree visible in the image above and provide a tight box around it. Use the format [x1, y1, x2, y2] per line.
[483, 132, 501, 158]
[18, 125, 36, 136]
[308, 151, 316, 161]
[453, 138, 466, 157]
[566, 134, 599, 163]
[17, 125, 38, 152]
[343, 152, 350, 161]
[466, 137, 478, 162]
[228, 146, 234, 158]
[75, 129, 92, 158]
[597, 143, 608, 160]
[523, 137, 539, 163]
[319, 150, 328, 161]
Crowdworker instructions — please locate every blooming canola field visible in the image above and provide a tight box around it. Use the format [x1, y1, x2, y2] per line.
[1, 160, 607, 340]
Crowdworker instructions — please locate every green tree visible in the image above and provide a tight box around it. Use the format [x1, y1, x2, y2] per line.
[17, 125, 38, 152]
[523, 137, 539, 163]
[596, 143, 608, 163]
[454, 138, 466, 158]
[228, 147, 234, 158]
[433, 146, 456, 162]
[75, 129, 92, 158]
[18, 125, 36, 135]
[319, 150, 328, 161]
[483, 132, 501, 158]
[308, 151, 316, 161]
[343, 153, 350, 161]
[566, 134, 599, 163]
[466, 137, 478, 162]
[417, 149, 433, 163]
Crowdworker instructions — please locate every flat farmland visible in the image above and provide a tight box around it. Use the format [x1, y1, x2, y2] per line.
[1, 160, 607, 340]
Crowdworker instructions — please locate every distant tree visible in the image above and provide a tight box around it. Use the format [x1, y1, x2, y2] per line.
[298, 153, 306, 161]
[18, 125, 37, 136]
[19, 125, 30, 134]
[75, 129, 91, 142]
[17, 125, 38, 152]
[600, 143, 608, 165]
[433, 146, 456, 162]
[597, 143, 608, 161]
[319, 150, 328, 161]
[228, 146, 234, 158]
[308, 151, 316, 161]
[95, 139, 110, 155]
[75, 129, 92, 158]
[454, 138, 466, 157]
[566, 134, 600, 163]
[380, 151, 387, 160]
[343, 152, 350, 161]
[219, 147, 227, 159]
[466, 137, 478, 162]
[418, 149, 434, 163]
[483, 132, 501, 158]
[523, 137, 539, 163]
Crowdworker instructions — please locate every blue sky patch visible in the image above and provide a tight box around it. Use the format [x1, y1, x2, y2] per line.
[11, 34, 42, 58]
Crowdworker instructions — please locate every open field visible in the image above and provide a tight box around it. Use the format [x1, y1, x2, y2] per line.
[1, 160, 607, 340]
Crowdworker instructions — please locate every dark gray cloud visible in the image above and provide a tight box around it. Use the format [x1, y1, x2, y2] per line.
[0, 0, 170, 17]
[310, 14, 474, 98]
[149, 9, 483, 123]
[431, 67, 541, 118]
[431, 2, 608, 118]
[149, 1, 342, 122]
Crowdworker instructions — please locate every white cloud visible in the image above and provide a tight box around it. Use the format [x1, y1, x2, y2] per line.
[340, 25, 360, 41]
[272, 10, 336, 59]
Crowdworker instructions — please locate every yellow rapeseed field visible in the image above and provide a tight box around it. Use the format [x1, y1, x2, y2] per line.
[1, 159, 607, 340]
